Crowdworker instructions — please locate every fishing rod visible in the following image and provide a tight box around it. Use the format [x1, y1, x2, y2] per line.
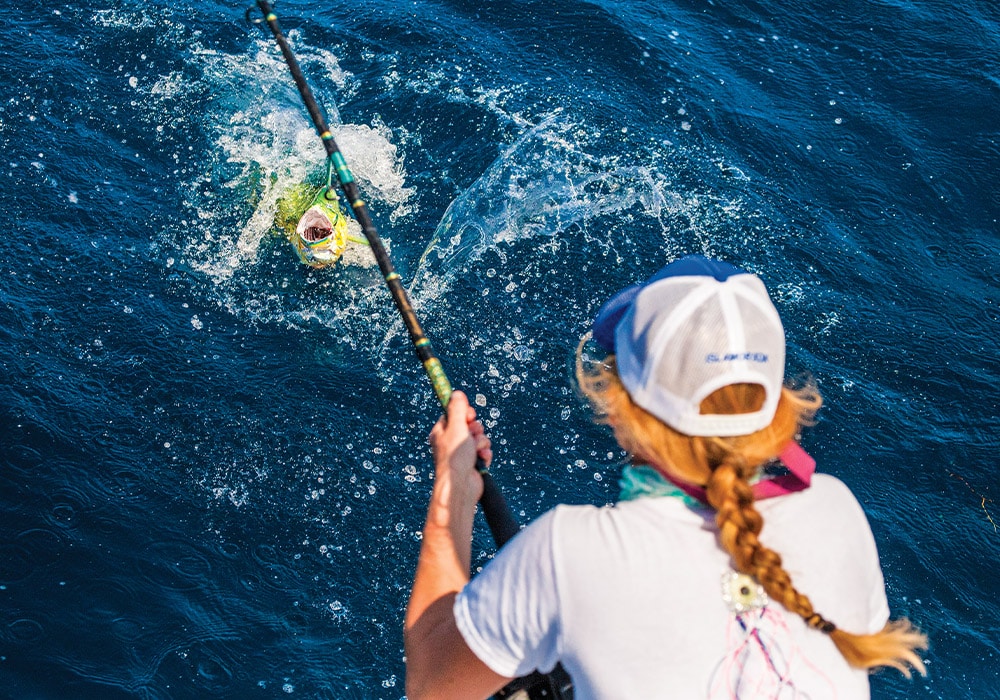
[248, 7, 574, 696]
[248, 7, 577, 696]
[249, 0, 521, 546]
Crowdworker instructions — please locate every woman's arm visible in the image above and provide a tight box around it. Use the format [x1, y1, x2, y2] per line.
[404, 391, 512, 700]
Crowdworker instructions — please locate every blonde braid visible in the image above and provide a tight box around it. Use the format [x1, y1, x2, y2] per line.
[707, 460, 833, 630]
[705, 452, 926, 675]
[575, 346, 927, 675]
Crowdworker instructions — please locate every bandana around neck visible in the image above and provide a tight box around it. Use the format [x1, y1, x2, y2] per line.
[618, 442, 816, 505]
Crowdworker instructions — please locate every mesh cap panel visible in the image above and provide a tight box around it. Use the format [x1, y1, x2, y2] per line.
[615, 273, 784, 436]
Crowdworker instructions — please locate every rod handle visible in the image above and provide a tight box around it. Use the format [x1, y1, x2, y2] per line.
[479, 467, 520, 546]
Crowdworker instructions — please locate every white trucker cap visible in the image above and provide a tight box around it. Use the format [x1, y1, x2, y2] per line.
[592, 256, 786, 437]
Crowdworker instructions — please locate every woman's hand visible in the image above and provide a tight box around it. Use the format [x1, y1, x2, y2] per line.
[406, 391, 509, 700]
[428, 391, 491, 522]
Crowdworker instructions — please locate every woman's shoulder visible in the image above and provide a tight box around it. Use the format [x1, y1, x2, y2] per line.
[802, 473, 869, 512]
[808, 472, 857, 499]
[539, 497, 713, 552]
[762, 472, 878, 542]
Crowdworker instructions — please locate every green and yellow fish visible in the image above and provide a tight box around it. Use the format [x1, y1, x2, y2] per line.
[275, 183, 365, 268]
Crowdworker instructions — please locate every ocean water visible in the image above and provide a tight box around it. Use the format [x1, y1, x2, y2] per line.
[1, 0, 997, 698]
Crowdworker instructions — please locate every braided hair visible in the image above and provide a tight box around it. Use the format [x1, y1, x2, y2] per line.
[576, 349, 927, 676]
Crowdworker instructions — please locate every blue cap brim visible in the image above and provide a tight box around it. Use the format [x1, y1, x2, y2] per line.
[591, 255, 747, 353]
[593, 283, 642, 351]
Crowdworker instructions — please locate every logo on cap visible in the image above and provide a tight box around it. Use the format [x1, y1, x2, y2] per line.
[705, 352, 769, 363]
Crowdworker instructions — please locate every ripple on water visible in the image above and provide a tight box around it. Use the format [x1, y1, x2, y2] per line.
[43, 478, 101, 531]
[990, 185, 1000, 208]
[107, 467, 149, 503]
[215, 539, 242, 560]
[49, 501, 77, 528]
[6, 443, 44, 470]
[110, 615, 146, 642]
[239, 572, 264, 594]
[958, 239, 1000, 282]
[882, 143, 908, 160]
[195, 655, 233, 691]
[923, 243, 956, 267]
[68, 576, 148, 635]
[5, 616, 46, 645]
[0, 528, 67, 585]
[249, 543, 300, 591]
[144, 632, 241, 695]
[811, 131, 887, 189]
[0, 544, 34, 585]
[137, 539, 214, 592]
[983, 303, 999, 325]
[830, 129, 865, 159]
[849, 190, 902, 227]
[923, 238, 1000, 288]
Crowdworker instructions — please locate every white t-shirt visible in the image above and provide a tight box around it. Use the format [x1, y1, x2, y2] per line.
[455, 474, 890, 699]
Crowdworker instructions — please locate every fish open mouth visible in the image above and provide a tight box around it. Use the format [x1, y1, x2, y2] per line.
[291, 200, 349, 267]
[286, 186, 362, 268]
[296, 207, 333, 242]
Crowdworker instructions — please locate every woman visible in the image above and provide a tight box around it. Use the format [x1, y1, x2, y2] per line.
[405, 255, 926, 699]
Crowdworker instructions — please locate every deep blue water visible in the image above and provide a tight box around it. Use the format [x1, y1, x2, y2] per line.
[1, 0, 998, 697]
